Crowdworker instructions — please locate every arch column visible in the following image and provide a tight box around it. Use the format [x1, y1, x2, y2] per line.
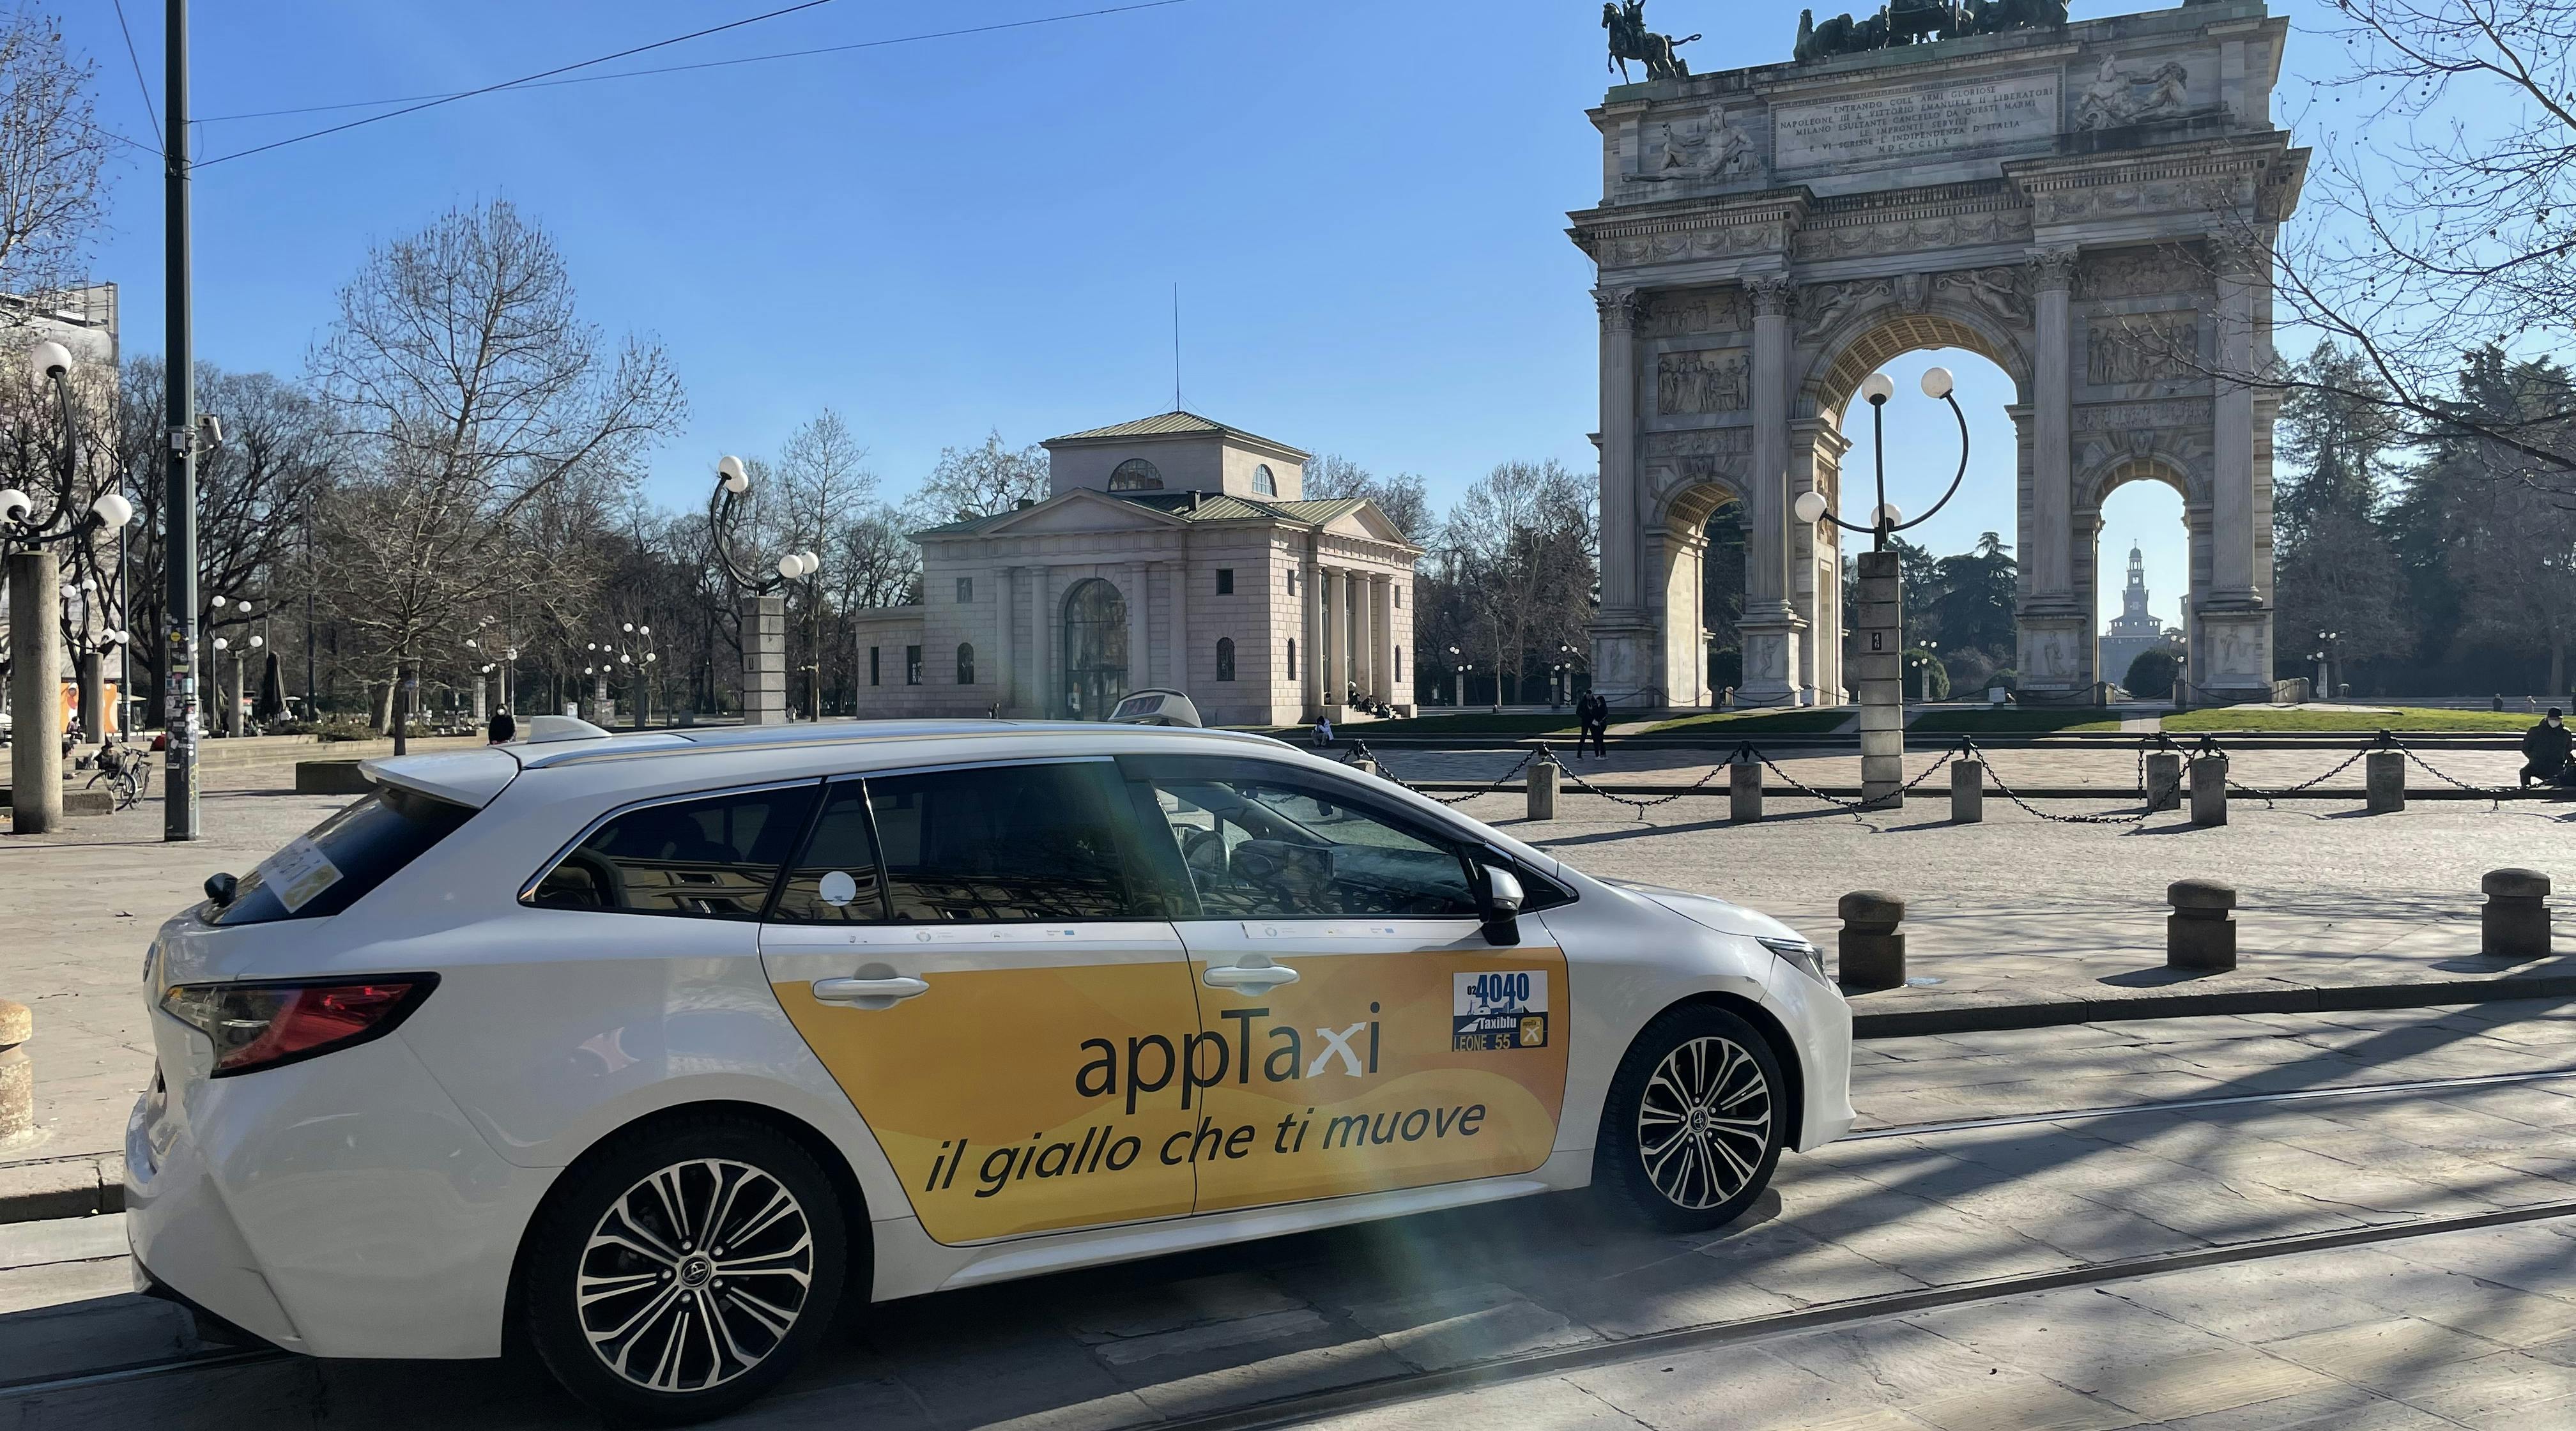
[1792, 417, 1851, 704]
[2193, 238, 2276, 704]
[1735, 274, 1805, 707]
[2016, 246, 2090, 703]
[1588, 287, 1656, 705]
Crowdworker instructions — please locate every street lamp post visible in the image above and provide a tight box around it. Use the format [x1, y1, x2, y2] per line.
[1793, 367, 1972, 809]
[1, 341, 126, 834]
[2315, 630, 2340, 701]
[704, 456, 819, 726]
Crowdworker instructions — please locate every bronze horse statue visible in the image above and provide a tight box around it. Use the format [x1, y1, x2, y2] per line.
[1605, 1, 1699, 82]
[1796, 0, 2061, 62]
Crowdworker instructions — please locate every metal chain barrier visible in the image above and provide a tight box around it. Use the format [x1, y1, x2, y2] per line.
[1348, 740, 1540, 807]
[1958, 737, 2154, 825]
[1551, 741, 1740, 816]
[2382, 731, 2514, 809]
[2186, 732, 2373, 809]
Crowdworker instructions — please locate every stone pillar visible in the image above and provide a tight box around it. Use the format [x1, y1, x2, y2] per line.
[1319, 566, 1343, 710]
[2017, 248, 2089, 701]
[2145, 751, 2184, 812]
[1169, 562, 1190, 699]
[2189, 754, 2228, 826]
[1589, 287, 1653, 700]
[7, 549, 63, 835]
[2167, 879, 2238, 972]
[1854, 549, 1904, 808]
[1034, 567, 1055, 716]
[590, 668, 611, 726]
[1729, 758, 1762, 823]
[1736, 275, 1804, 708]
[76, 648, 103, 743]
[224, 654, 245, 739]
[2483, 869, 2552, 959]
[1300, 551, 1319, 717]
[1346, 569, 1368, 707]
[2198, 240, 2274, 703]
[471, 670, 488, 725]
[740, 592, 786, 726]
[1837, 891, 1905, 990]
[1951, 759, 1983, 823]
[1126, 562, 1150, 702]
[1372, 574, 1397, 706]
[1527, 757, 1558, 821]
[2366, 749, 2405, 814]
[994, 566, 1017, 714]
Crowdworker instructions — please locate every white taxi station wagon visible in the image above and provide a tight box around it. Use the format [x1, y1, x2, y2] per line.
[128, 715, 1855, 1423]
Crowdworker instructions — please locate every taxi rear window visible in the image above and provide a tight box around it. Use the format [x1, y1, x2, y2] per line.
[212, 785, 477, 926]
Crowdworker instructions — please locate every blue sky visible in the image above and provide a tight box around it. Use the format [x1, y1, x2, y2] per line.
[64, 0, 2330, 637]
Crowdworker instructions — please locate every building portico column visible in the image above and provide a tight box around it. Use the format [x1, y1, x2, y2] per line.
[1126, 562, 1150, 703]
[1300, 550, 1319, 717]
[1734, 273, 1805, 707]
[1370, 572, 1397, 707]
[994, 565, 1017, 714]
[1033, 566, 1055, 717]
[1168, 561, 1189, 698]
[1344, 568, 1367, 708]
[1320, 564, 1344, 711]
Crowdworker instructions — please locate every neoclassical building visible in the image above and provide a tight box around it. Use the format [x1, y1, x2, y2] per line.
[850, 413, 1420, 726]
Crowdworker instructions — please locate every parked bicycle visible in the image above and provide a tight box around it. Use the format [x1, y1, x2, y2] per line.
[86, 736, 150, 811]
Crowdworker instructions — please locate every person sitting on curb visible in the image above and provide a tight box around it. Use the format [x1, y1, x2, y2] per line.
[2521, 707, 2572, 788]
[1310, 712, 1334, 749]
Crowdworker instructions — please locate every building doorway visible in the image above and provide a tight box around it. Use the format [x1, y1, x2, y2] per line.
[1061, 578, 1128, 719]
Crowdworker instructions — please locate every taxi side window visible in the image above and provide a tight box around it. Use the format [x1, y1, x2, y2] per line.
[868, 762, 1138, 922]
[527, 785, 816, 920]
[1140, 767, 1479, 919]
[770, 783, 885, 923]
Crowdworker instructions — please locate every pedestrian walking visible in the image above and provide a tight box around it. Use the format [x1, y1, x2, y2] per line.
[487, 707, 517, 745]
[1579, 692, 1609, 758]
[2520, 708, 2572, 788]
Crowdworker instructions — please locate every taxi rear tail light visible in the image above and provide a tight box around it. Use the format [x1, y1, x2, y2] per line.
[159, 976, 440, 1077]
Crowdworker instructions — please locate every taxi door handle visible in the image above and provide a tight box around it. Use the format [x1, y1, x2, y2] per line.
[1204, 963, 1300, 994]
[812, 976, 930, 1006]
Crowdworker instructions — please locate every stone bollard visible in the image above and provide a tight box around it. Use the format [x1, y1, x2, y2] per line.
[0, 1000, 30, 1149]
[2145, 752, 2184, 813]
[1951, 759, 1984, 823]
[1526, 758, 1558, 822]
[2189, 756, 2228, 827]
[2482, 868, 2552, 959]
[2366, 750, 2405, 814]
[1837, 891, 1906, 990]
[1354, 756, 1379, 778]
[2167, 879, 2238, 972]
[1729, 760, 1762, 823]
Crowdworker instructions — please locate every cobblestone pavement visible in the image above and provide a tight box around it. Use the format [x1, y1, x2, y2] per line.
[8, 1004, 2576, 1426]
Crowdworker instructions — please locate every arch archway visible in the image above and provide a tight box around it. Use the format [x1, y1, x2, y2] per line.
[1060, 578, 1128, 719]
[2080, 455, 2207, 700]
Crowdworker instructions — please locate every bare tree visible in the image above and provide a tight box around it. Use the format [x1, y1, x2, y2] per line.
[1441, 459, 1597, 705]
[2257, 0, 2576, 486]
[0, 8, 111, 325]
[306, 199, 684, 751]
[900, 431, 1046, 528]
[773, 409, 876, 716]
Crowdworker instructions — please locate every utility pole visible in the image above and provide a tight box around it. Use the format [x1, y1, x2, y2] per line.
[162, 0, 199, 840]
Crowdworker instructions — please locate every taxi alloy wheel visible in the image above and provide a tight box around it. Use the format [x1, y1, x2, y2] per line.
[524, 1113, 848, 1425]
[1600, 1006, 1785, 1233]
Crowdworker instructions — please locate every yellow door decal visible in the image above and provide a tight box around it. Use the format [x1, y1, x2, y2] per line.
[772, 961, 1201, 1244]
[1187, 946, 1572, 1214]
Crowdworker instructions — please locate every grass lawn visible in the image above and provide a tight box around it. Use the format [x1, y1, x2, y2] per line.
[2163, 706, 2534, 733]
[1909, 708, 2128, 733]
[1242, 712, 1582, 737]
[1641, 709, 1856, 735]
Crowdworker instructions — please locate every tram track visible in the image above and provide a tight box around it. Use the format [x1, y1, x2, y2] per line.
[8, 1064, 2574, 1416]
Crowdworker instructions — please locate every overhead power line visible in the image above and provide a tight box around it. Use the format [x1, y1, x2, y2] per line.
[110, 0, 160, 146]
[197, 0, 846, 167]
[195, 0, 1199, 164]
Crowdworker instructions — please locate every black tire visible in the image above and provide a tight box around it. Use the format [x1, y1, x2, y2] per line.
[1595, 1004, 1788, 1234]
[521, 1112, 850, 1427]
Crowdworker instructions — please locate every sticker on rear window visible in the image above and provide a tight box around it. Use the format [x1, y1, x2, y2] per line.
[1454, 970, 1548, 1050]
[257, 836, 344, 914]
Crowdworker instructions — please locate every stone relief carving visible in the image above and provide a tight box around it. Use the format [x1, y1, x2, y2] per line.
[1933, 266, 2031, 327]
[1747, 274, 1796, 318]
[1644, 427, 1755, 458]
[1641, 287, 1750, 337]
[2086, 311, 2200, 385]
[2071, 54, 2194, 132]
[1604, 221, 1788, 266]
[1643, 108, 1759, 182]
[2033, 179, 2233, 225]
[2209, 620, 2267, 678]
[2073, 398, 2212, 432]
[2023, 627, 2080, 679]
[1791, 209, 2028, 261]
[2076, 420, 2211, 495]
[2079, 245, 2212, 299]
[1658, 349, 1752, 414]
[1793, 266, 2027, 342]
[1597, 286, 1643, 332]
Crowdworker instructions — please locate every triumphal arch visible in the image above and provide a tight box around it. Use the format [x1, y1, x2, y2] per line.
[1574, 0, 2303, 707]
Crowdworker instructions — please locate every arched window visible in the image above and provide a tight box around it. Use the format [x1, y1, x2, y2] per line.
[1252, 464, 1277, 498]
[1216, 637, 1236, 682]
[1287, 638, 1298, 680]
[1108, 459, 1163, 492]
[956, 643, 976, 685]
[1061, 578, 1128, 717]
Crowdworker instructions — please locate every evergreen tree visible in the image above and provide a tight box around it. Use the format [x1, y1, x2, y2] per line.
[2273, 341, 2409, 674]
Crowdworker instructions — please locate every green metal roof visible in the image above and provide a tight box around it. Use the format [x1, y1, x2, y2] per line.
[911, 491, 1373, 539]
[1043, 410, 1309, 457]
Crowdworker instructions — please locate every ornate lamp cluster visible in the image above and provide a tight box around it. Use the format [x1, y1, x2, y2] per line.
[1793, 366, 1971, 550]
[707, 455, 821, 592]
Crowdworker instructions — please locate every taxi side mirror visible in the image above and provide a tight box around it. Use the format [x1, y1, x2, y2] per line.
[1481, 866, 1524, 946]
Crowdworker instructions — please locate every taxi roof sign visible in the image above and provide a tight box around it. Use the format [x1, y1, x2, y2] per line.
[1108, 689, 1201, 728]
